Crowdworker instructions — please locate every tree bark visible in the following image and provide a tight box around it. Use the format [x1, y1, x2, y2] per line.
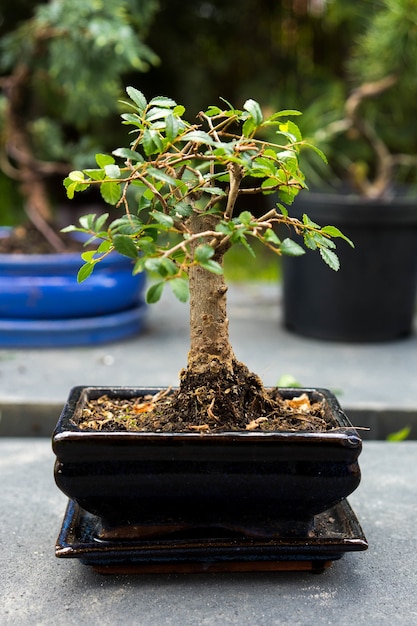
[187, 212, 235, 375]
[2, 64, 68, 252]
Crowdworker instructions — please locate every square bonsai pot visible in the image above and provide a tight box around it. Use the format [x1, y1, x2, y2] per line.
[53, 386, 363, 540]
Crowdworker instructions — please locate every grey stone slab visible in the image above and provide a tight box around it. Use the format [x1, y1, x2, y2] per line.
[1, 440, 417, 625]
[1, 283, 417, 414]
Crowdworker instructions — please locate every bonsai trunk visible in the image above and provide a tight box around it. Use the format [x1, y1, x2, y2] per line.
[187, 212, 235, 376]
[164, 209, 275, 431]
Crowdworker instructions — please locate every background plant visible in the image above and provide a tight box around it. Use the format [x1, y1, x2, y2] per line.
[0, 0, 158, 247]
[300, 0, 417, 197]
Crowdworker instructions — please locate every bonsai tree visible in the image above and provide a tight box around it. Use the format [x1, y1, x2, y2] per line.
[0, 0, 158, 251]
[63, 88, 352, 431]
[306, 0, 417, 199]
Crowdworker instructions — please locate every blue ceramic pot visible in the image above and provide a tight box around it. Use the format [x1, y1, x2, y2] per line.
[53, 386, 363, 539]
[0, 250, 144, 319]
[0, 233, 146, 345]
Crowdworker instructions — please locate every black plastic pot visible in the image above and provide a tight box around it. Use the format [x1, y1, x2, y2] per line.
[282, 191, 417, 342]
[53, 386, 362, 540]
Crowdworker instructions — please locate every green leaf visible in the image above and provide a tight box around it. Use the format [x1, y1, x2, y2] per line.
[267, 110, 302, 120]
[278, 186, 300, 205]
[96, 154, 115, 168]
[151, 211, 174, 228]
[173, 105, 186, 117]
[68, 170, 86, 182]
[126, 87, 147, 113]
[143, 129, 163, 155]
[219, 96, 238, 113]
[303, 142, 328, 164]
[170, 277, 189, 302]
[202, 186, 226, 196]
[146, 106, 172, 122]
[110, 215, 143, 235]
[216, 221, 235, 235]
[276, 374, 302, 388]
[75, 182, 89, 193]
[199, 259, 223, 274]
[112, 148, 144, 162]
[133, 258, 146, 275]
[236, 234, 255, 256]
[280, 238, 305, 256]
[387, 426, 411, 442]
[146, 282, 164, 304]
[237, 211, 253, 226]
[277, 121, 302, 143]
[121, 113, 143, 126]
[182, 130, 219, 147]
[100, 182, 121, 205]
[261, 178, 279, 193]
[112, 235, 138, 259]
[165, 113, 181, 143]
[160, 258, 178, 276]
[149, 96, 177, 108]
[104, 164, 121, 178]
[147, 167, 177, 186]
[195, 244, 215, 263]
[253, 156, 276, 175]
[263, 229, 281, 245]
[144, 258, 162, 273]
[83, 169, 105, 181]
[319, 236, 336, 250]
[60, 225, 78, 233]
[321, 226, 354, 248]
[303, 231, 318, 251]
[97, 239, 112, 253]
[302, 213, 320, 229]
[205, 105, 222, 117]
[277, 202, 288, 217]
[65, 181, 88, 199]
[144, 257, 177, 277]
[242, 117, 256, 138]
[243, 99, 263, 125]
[319, 247, 340, 271]
[77, 262, 95, 283]
[78, 214, 96, 230]
[81, 250, 97, 263]
[172, 201, 193, 217]
[94, 213, 109, 232]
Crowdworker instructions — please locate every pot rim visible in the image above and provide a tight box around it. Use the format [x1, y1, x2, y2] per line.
[0, 250, 136, 268]
[52, 385, 362, 448]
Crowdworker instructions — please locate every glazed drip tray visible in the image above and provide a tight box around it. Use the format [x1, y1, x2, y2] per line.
[56, 499, 368, 574]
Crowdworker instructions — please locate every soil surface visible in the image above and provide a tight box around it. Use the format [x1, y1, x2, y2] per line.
[76, 360, 336, 433]
[0, 224, 84, 254]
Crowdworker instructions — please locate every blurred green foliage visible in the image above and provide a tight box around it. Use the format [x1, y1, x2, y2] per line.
[224, 240, 281, 283]
[2, 1, 416, 227]
[138, 1, 417, 194]
[139, 0, 366, 116]
[0, 0, 159, 223]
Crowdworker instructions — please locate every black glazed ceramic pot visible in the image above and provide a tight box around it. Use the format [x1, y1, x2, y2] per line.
[53, 386, 362, 539]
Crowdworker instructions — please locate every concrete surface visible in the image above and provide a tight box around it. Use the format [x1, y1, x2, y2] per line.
[1, 440, 416, 625]
[1, 283, 417, 437]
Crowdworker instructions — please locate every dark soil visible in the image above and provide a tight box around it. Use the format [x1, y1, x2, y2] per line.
[76, 360, 335, 433]
[0, 223, 85, 254]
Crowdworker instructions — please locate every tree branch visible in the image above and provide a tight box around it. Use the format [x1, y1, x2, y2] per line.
[225, 162, 244, 219]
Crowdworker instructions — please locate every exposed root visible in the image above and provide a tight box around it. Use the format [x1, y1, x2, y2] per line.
[76, 360, 334, 433]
